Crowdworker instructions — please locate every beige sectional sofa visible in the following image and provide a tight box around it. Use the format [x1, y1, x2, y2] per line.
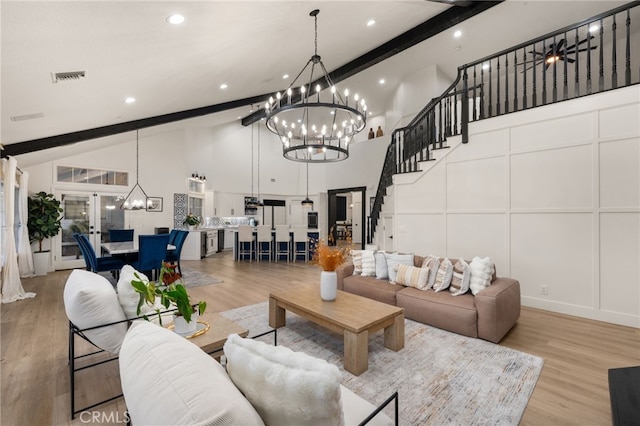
[336, 255, 521, 343]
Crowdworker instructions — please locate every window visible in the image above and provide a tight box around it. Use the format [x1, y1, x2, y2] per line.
[57, 165, 128, 186]
[188, 178, 205, 194]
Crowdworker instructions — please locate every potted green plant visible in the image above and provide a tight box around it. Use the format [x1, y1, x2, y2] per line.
[131, 262, 207, 334]
[28, 191, 63, 276]
[183, 213, 200, 230]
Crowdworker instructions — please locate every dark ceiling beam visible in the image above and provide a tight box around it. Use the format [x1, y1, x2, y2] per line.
[1, 95, 266, 158]
[2, 0, 502, 158]
[242, 1, 502, 126]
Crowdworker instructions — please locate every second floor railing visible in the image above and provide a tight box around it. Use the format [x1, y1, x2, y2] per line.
[369, 1, 640, 242]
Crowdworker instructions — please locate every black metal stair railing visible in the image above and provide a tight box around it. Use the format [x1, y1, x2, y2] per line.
[368, 1, 640, 243]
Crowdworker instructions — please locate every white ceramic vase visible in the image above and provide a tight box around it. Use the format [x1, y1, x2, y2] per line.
[173, 311, 198, 335]
[188, 225, 195, 231]
[320, 271, 337, 301]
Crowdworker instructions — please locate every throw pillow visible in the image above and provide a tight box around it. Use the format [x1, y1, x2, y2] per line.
[432, 258, 454, 292]
[63, 269, 128, 354]
[469, 256, 495, 295]
[374, 251, 389, 280]
[395, 264, 430, 290]
[351, 250, 364, 275]
[450, 259, 471, 296]
[224, 333, 343, 426]
[117, 265, 149, 318]
[120, 322, 264, 426]
[116, 265, 173, 324]
[384, 253, 415, 284]
[421, 255, 440, 289]
[360, 250, 376, 277]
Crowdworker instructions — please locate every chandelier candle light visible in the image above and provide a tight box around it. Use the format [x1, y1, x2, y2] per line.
[264, 9, 367, 163]
[121, 129, 151, 210]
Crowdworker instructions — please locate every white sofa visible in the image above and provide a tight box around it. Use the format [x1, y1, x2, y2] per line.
[119, 321, 397, 426]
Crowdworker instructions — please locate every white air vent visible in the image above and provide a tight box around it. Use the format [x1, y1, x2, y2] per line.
[10, 112, 44, 122]
[52, 71, 86, 83]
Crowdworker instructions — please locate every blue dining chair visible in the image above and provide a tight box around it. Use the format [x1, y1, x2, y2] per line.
[108, 229, 134, 242]
[73, 233, 125, 277]
[165, 230, 189, 275]
[132, 234, 170, 280]
[167, 229, 179, 246]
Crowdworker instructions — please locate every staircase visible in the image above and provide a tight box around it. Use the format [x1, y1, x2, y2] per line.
[368, 1, 640, 243]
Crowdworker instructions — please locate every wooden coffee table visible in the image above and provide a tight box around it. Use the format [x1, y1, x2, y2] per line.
[269, 285, 405, 375]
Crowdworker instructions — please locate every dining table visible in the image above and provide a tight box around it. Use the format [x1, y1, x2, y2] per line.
[101, 241, 177, 266]
[101, 241, 176, 255]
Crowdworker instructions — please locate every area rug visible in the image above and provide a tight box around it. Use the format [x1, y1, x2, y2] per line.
[181, 269, 223, 287]
[220, 302, 543, 425]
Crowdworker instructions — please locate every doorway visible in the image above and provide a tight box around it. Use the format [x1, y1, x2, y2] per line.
[54, 191, 126, 270]
[327, 186, 366, 249]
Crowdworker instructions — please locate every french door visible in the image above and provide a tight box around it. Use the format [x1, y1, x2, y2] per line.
[54, 191, 125, 270]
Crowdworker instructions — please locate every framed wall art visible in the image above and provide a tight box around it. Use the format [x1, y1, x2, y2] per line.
[146, 197, 163, 212]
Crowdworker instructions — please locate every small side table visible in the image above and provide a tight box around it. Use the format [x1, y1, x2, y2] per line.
[182, 312, 248, 358]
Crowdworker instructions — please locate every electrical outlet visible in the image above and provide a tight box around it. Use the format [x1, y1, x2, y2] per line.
[540, 285, 548, 296]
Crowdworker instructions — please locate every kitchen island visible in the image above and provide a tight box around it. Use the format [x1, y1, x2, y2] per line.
[233, 228, 319, 261]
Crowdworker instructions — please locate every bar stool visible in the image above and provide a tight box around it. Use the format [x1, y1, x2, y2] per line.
[293, 225, 309, 262]
[275, 225, 291, 262]
[237, 225, 255, 262]
[256, 225, 273, 262]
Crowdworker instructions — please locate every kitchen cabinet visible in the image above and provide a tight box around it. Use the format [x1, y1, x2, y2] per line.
[214, 192, 245, 217]
[224, 229, 235, 250]
[204, 191, 214, 218]
[205, 230, 218, 256]
[181, 231, 205, 260]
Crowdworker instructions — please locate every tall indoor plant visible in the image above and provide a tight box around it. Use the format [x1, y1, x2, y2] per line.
[27, 191, 63, 275]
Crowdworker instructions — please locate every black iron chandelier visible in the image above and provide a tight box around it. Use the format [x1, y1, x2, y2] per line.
[121, 129, 151, 210]
[264, 9, 367, 163]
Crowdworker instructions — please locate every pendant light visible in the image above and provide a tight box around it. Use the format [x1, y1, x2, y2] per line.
[256, 120, 264, 207]
[301, 162, 314, 208]
[121, 130, 150, 210]
[246, 121, 259, 208]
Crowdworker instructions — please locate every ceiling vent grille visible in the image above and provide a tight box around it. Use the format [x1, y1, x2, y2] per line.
[10, 112, 44, 122]
[52, 71, 86, 83]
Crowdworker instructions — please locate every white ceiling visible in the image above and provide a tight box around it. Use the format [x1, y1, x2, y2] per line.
[1, 0, 627, 167]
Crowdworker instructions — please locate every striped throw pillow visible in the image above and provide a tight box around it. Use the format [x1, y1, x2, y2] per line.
[432, 258, 454, 292]
[450, 259, 471, 296]
[395, 264, 430, 290]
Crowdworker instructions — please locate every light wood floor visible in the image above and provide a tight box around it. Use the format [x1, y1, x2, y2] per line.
[1, 251, 638, 425]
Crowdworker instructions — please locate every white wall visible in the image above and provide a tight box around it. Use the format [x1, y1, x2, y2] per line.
[23, 117, 390, 238]
[25, 129, 187, 236]
[385, 65, 454, 131]
[388, 86, 639, 327]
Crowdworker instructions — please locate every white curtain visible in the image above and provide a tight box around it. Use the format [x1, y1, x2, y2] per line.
[2, 157, 36, 303]
[17, 170, 35, 278]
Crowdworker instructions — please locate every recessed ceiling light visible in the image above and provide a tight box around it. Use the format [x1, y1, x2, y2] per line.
[282, 74, 289, 79]
[124, 97, 136, 104]
[379, 78, 385, 85]
[220, 83, 228, 89]
[482, 63, 490, 70]
[167, 14, 185, 25]
[367, 19, 376, 27]
[454, 30, 462, 38]
[589, 24, 599, 33]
